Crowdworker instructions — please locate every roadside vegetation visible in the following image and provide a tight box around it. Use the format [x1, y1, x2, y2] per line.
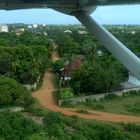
[0, 76, 33, 108]
[62, 91, 140, 116]
[1, 111, 140, 140]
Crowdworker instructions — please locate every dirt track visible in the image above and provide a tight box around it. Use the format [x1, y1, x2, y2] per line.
[33, 48, 140, 123]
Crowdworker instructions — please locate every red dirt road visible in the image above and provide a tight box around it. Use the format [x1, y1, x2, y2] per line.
[32, 48, 140, 123]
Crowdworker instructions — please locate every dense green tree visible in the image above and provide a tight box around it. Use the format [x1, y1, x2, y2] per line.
[70, 55, 126, 94]
[0, 76, 33, 106]
[52, 59, 64, 72]
[0, 45, 50, 84]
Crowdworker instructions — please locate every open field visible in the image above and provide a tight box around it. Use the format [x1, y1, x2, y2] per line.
[71, 95, 140, 116]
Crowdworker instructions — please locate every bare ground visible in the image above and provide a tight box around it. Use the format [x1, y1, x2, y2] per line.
[32, 46, 140, 123]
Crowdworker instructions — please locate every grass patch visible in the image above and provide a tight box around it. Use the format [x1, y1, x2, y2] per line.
[104, 93, 119, 100]
[84, 99, 105, 110]
[125, 103, 140, 114]
[71, 93, 140, 116]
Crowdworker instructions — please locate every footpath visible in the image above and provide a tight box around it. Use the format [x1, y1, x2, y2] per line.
[33, 46, 140, 123]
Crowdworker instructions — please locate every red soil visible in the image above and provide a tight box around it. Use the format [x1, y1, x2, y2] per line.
[32, 47, 140, 123]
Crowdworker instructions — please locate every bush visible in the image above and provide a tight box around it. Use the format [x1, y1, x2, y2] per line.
[92, 104, 104, 110]
[123, 91, 140, 97]
[104, 93, 118, 100]
[43, 112, 68, 127]
[98, 125, 131, 140]
[52, 59, 64, 72]
[0, 76, 33, 107]
[122, 123, 140, 133]
[85, 99, 104, 110]
[59, 88, 74, 99]
[61, 100, 74, 107]
[125, 103, 140, 114]
[0, 111, 43, 140]
[43, 112, 68, 138]
[24, 100, 47, 116]
[25, 133, 49, 140]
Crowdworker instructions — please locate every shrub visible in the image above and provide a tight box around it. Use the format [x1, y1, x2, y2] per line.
[122, 123, 140, 133]
[104, 93, 118, 100]
[85, 99, 104, 109]
[123, 90, 140, 97]
[125, 103, 140, 114]
[61, 100, 74, 107]
[0, 76, 33, 107]
[52, 59, 64, 72]
[92, 104, 104, 110]
[99, 125, 131, 140]
[59, 88, 74, 99]
[43, 112, 68, 127]
[43, 112, 68, 138]
[0, 111, 43, 140]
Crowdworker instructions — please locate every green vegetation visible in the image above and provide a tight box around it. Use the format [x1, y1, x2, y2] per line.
[126, 103, 140, 114]
[52, 59, 64, 72]
[24, 99, 49, 116]
[0, 32, 51, 85]
[0, 45, 50, 85]
[69, 91, 140, 115]
[0, 76, 33, 107]
[70, 58, 125, 94]
[59, 88, 74, 99]
[54, 26, 128, 95]
[0, 111, 47, 140]
[0, 110, 140, 140]
[43, 112, 139, 140]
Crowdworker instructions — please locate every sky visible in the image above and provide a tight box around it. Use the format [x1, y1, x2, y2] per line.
[0, 5, 140, 25]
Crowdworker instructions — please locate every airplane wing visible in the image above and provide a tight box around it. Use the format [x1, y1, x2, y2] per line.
[0, 0, 139, 10]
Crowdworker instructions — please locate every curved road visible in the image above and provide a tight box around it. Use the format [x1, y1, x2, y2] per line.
[33, 47, 140, 123]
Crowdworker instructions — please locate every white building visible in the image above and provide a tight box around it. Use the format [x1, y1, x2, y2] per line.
[33, 24, 38, 28]
[131, 31, 136, 35]
[78, 30, 87, 35]
[0, 24, 8, 32]
[97, 50, 103, 56]
[28, 25, 32, 29]
[64, 30, 72, 33]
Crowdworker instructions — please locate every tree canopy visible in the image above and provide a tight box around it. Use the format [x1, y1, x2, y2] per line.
[0, 76, 33, 106]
